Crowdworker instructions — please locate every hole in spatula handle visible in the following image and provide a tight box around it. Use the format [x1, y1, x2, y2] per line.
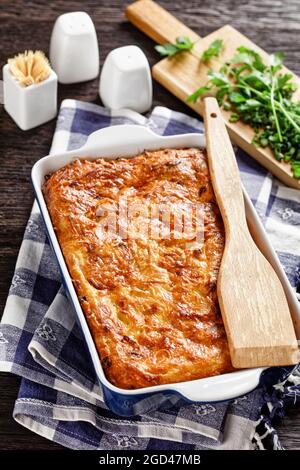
[210, 112, 217, 118]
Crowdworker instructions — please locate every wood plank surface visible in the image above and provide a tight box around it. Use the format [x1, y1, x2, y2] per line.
[0, 0, 299, 451]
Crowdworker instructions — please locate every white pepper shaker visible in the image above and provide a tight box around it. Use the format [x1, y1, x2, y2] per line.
[50, 11, 99, 84]
[99, 45, 152, 113]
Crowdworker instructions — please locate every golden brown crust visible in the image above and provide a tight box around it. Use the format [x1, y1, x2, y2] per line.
[43, 148, 233, 389]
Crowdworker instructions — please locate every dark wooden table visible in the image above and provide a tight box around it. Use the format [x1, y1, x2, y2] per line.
[1, 0, 300, 450]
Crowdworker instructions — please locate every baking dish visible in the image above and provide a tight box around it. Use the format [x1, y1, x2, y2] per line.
[32, 124, 300, 416]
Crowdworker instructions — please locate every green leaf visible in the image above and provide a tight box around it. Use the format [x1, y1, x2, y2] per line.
[242, 70, 271, 88]
[186, 85, 211, 103]
[245, 98, 262, 107]
[154, 44, 178, 57]
[231, 53, 254, 66]
[270, 51, 284, 67]
[176, 36, 194, 50]
[235, 46, 266, 71]
[223, 102, 231, 111]
[229, 113, 240, 123]
[229, 92, 246, 103]
[260, 137, 269, 147]
[208, 71, 230, 87]
[292, 161, 300, 178]
[201, 39, 223, 62]
[216, 87, 228, 104]
[219, 64, 229, 74]
[277, 73, 293, 89]
[233, 64, 252, 77]
[154, 36, 194, 57]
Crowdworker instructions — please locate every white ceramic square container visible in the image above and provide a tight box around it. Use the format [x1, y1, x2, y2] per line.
[3, 64, 57, 131]
[31, 124, 300, 416]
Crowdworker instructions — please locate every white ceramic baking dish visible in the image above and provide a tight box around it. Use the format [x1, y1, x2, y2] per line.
[31, 124, 300, 416]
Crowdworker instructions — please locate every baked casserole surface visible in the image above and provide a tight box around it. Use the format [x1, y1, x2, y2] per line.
[43, 148, 233, 389]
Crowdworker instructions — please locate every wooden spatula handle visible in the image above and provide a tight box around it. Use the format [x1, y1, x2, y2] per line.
[125, 0, 200, 45]
[204, 97, 248, 234]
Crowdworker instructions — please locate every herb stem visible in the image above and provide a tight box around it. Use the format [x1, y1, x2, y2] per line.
[270, 76, 282, 142]
[234, 82, 300, 132]
[233, 82, 266, 100]
[277, 103, 300, 133]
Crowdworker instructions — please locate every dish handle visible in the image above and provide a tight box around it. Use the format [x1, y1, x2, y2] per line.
[82, 124, 159, 150]
[172, 368, 265, 402]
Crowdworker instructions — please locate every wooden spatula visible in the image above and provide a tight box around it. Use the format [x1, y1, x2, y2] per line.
[203, 97, 299, 368]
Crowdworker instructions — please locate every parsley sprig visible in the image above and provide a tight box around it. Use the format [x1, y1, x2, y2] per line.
[154, 36, 194, 57]
[201, 39, 223, 62]
[188, 46, 300, 178]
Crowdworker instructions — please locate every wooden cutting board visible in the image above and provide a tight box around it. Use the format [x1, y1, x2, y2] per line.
[126, 0, 300, 189]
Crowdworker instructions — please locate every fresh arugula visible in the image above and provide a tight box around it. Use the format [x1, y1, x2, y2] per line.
[187, 45, 300, 179]
[155, 36, 194, 57]
[201, 39, 223, 62]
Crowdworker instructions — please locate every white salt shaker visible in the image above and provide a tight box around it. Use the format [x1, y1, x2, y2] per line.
[50, 11, 99, 84]
[99, 45, 152, 113]
[3, 64, 57, 131]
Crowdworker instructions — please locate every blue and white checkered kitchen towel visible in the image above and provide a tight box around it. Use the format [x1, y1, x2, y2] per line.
[1, 99, 300, 450]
